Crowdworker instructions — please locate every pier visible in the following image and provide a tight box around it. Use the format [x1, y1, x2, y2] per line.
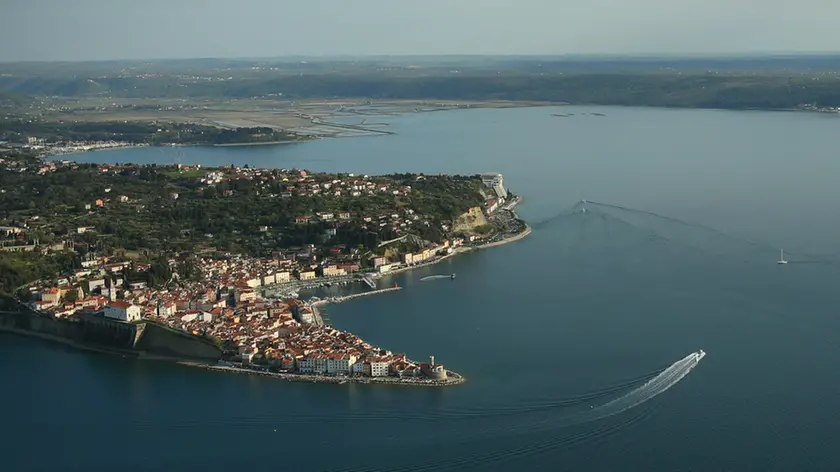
[362, 276, 376, 289]
[332, 286, 402, 303]
[308, 286, 403, 326]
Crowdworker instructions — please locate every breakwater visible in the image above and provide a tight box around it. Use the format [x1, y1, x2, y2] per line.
[333, 286, 402, 303]
[309, 287, 403, 326]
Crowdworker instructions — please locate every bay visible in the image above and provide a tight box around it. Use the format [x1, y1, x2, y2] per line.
[8, 106, 840, 471]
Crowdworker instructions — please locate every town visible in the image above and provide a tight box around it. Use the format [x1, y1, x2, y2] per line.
[1, 153, 527, 385]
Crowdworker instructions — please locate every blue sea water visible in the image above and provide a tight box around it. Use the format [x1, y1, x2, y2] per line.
[8, 106, 840, 471]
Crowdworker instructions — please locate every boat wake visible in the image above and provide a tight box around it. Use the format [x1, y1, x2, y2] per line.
[339, 352, 706, 472]
[536, 200, 840, 266]
[420, 274, 454, 281]
[577, 349, 704, 424]
[480, 350, 706, 437]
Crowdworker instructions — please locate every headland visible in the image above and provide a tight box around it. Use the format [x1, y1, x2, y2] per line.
[0, 154, 529, 386]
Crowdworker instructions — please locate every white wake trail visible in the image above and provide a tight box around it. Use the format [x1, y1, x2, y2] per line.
[343, 351, 707, 472]
[584, 350, 703, 421]
[478, 350, 707, 438]
[420, 275, 453, 281]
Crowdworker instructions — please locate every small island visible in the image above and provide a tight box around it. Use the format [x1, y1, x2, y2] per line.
[0, 151, 529, 386]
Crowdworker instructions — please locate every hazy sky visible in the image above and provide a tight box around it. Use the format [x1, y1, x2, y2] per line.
[2, 0, 839, 61]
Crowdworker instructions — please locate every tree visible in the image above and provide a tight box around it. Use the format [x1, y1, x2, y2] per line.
[63, 290, 79, 303]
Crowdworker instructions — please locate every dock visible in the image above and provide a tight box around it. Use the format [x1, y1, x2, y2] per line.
[307, 286, 403, 327]
[333, 286, 401, 303]
[362, 276, 376, 289]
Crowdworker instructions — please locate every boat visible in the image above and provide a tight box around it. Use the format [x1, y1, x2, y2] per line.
[697, 350, 706, 361]
[777, 249, 788, 265]
[451, 273, 456, 280]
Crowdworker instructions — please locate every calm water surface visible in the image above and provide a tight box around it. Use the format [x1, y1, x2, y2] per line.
[8, 106, 840, 471]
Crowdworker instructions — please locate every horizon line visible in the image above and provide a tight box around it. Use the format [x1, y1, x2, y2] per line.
[3, 51, 840, 65]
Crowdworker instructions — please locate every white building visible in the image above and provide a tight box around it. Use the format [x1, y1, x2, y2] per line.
[103, 300, 142, 323]
[157, 301, 176, 318]
[313, 355, 328, 374]
[239, 346, 256, 364]
[352, 361, 366, 375]
[479, 172, 508, 199]
[181, 311, 213, 323]
[326, 354, 358, 375]
[88, 279, 106, 291]
[297, 357, 316, 373]
[370, 361, 390, 377]
[297, 355, 328, 374]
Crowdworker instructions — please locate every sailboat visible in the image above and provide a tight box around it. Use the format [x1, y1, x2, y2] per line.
[777, 249, 788, 265]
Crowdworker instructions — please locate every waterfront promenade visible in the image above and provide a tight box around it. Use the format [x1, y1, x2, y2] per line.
[181, 361, 466, 387]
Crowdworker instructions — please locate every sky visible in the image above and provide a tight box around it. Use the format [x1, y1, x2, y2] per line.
[2, 0, 840, 62]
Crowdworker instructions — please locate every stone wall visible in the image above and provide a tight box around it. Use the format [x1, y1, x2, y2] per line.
[133, 322, 221, 362]
[0, 309, 219, 362]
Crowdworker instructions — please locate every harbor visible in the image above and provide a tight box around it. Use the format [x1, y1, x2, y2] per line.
[310, 286, 403, 326]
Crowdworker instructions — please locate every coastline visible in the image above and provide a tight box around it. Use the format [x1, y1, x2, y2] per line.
[1, 324, 137, 358]
[178, 361, 466, 387]
[466, 224, 532, 250]
[0, 324, 466, 387]
[46, 143, 150, 159]
[310, 200, 531, 311]
[211, 140, 305, 147]
[371, 200, 531, 278]
[364, 224, 531, 281]
[0, 224, 529, 389]
[2, 177, 529, 389]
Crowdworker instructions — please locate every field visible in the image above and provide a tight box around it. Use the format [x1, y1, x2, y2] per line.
[24, 97, 551, 138]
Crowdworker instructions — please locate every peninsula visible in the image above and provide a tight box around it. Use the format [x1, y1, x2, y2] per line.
[0, 151, 529, 386]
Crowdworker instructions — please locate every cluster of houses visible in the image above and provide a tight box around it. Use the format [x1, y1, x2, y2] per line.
[25, 250, 447, 378]
[7, 163, 512, 380]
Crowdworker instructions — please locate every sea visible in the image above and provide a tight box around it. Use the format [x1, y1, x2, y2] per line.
[6, 106, 840, 471]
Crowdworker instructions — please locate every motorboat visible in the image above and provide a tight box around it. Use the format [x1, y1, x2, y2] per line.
[696, 350, 706, 361]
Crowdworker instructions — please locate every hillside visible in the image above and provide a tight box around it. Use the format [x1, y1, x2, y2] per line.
[0, 158, 489, 297]
[3, 57, 840, 110]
